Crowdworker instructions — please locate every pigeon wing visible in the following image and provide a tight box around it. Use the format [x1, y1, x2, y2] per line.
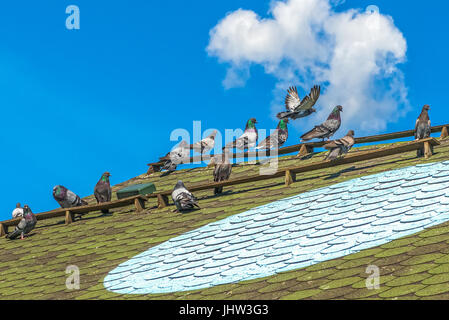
[285, 87, 301, 112]
[296, 85, 321, 112]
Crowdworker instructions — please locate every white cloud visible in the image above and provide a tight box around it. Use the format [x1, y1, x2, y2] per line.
[206, 0, 409, 135]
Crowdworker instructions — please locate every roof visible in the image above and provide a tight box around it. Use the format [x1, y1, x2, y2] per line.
[1, 139, 449, 300]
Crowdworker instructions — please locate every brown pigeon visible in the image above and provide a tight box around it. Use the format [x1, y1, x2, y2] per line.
[277, 85, 321, 120]
[301, 105, 343, 142]
[324, 130, 355, 161]
[415, 105, 432, 157]
[213, 151, 232, 195]
[94, 172, 112, 213]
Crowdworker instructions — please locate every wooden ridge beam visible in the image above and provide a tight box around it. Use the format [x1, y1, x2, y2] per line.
[146, 125, 449, 172]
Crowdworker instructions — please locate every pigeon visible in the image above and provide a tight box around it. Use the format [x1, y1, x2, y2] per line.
[301, 105, 343, 142]
[171, 181, 200, 212]
[160, 140, 190, 172]
[213, 151, 232, 195]
[277, 85, 321, 120]
[94, 172, 112, 213]
[190, 130, 218, 154]
[6, 205, 37, 240]
[53, 185, 88, 208]
[12, 203, 24, 219]
[415, 104, 432, 157]
[224, 118, 258, 150]
[256, 119, 289, 151]
[324, 130, 355, 161]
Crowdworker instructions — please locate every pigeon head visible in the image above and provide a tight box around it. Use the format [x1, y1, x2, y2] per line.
[347, 130, 355, 137]
[101, 172, 111, 182]
[246, 118, 257, 129]
[23, 205, 31, 216]
[53, 185, 66, 200]
[334, 105, 343, 113]
[16, 203, 21, 208]
[209, 130, 218, 140]
[423, 105, 430, 111]
[174, 180, 186, 190]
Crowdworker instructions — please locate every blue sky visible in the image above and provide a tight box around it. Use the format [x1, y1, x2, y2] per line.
[0, 0, 448, 220]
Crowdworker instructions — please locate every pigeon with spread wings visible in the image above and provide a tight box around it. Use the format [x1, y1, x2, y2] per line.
[277, 85, 321, 120]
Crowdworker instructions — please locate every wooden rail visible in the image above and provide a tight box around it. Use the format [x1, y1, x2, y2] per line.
[147, 124, 449, 173]
[149, 138, 441, 208]
[0, 195, 148, 237]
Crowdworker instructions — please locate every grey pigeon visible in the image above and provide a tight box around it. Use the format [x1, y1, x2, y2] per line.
[53, 185, 88, 208]
[94, 172, 112, 213]
[415, 104, 432, 157]
[160, 140, 189, 172]
[224, 118, 258, 150]
[301, 105, 343, 142]
[171, 181, 200, 212]
[277, 85, 321, 120]
[213, 151, 232, 195]
[324, 130, 355, 161]
[190, 130, 218, 154]
[256, 119, 289, 151]
[6, 205, 37, 240]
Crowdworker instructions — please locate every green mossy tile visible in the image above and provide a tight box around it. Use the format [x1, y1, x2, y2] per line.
[384, 273, 431, 287]
[392, 263, 437, 276]
[400, 253, 445, 266]
[319, 276, 363, 290]
[428, 263, 449, 275]
[378, 284, 426, 298]
[280, 289, 322, 300]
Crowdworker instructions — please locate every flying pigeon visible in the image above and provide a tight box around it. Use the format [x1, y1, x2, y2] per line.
[213, 151, 232, 195]
[171, 181, 200, 212]
[53, 185, 88, 208]
[224, 118, 258, 150]
[12, 203, 24, 219]
[190, 130, 218, 154]
[415, 104, 432, 157]
[6, 205, 37, 240]
[160, 140, 190, 172]
[277, 85, 321, 120]
[256, 119, 289, 151]
[301, 105, 343, 142]
[94, 172, 112, 213]
[324, 130, 355, 161]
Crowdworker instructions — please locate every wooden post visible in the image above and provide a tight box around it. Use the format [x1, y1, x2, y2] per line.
[134, 197, 146, 212]
[157, 194, 169, 209]
[424, 141, 432, 159]
[441, 127, 449, 140]
[297, 145, 314, 158]
[65, 210, 74, 225]
[285, 170, 296, 187]
[0, 223, 6, 237]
